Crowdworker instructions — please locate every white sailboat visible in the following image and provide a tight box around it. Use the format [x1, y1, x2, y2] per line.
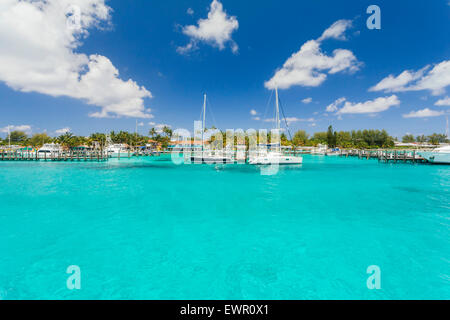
[248, 88, 303, 165]
[191, 94, 233, 164]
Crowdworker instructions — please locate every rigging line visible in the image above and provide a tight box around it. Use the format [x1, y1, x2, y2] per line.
[278, 96, 293, 141]
[199, 97, 204, 123]
[206, 96, 219, 130]
[262, 89, 274, 122]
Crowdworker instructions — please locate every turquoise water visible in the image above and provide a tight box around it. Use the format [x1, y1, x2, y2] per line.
[0, 155, 449, 300]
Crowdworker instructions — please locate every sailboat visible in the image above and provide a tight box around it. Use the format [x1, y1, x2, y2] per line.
[191, 94, 233, 164]
[248, 87, 303, 165]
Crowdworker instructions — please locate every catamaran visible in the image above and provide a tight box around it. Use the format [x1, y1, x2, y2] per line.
[248, 88, 303, 165]
[190, 94, 233, 164]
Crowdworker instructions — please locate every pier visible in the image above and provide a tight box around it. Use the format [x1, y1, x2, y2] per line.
[0, 150, 108, 162]
[338, 149, 428, 163]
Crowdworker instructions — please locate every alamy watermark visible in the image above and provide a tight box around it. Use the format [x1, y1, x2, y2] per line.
[366, 265, 381, 290]
[367, 5, 381, 30]
[66, 5, 81, 31]
[66, 265, 81, 290]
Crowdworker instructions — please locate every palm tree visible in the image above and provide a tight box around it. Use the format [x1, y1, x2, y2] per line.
[162, 126, 172, 138]
[149, 128, 157, 138]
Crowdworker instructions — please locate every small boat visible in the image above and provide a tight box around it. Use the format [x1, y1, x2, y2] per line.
[37, 143, 63, 159]
[107, 144, 131, 158]
[248, 151, 303, 165]
[418, 145, 450, 164]
[311, 145, 327, 155]
[326, 148, 340, 156]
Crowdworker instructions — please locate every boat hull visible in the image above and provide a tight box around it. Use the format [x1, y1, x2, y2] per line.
[190, 156, 234, 164]
[249, 156, 303, 165]
[109, 152, 132, 158]
[418, 151, 450, 164]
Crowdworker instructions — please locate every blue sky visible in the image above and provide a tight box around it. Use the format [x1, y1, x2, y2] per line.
[0, 0, 449, 138]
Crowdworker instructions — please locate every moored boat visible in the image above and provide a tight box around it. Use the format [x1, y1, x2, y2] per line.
[418, 145, 450, 164]
[37, 143, 62, 159]
[248, 87, 302, 165]
[107, 144, 131, 158]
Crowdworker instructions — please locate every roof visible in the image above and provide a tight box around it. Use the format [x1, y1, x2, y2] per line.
[170, 140, 210, 145]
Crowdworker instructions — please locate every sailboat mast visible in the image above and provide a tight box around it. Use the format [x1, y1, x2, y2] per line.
[7, 125, 11, 149]
[202, 93, 206, 150]
[275, 87, 280, 132]
[446, 116, 449, 140]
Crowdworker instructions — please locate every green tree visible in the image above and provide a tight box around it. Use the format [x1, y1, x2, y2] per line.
[416, 135, 427, 143]
[402, 134, 415, 143]
[29, 133, 51, 147]
[327, 125, 336, 148]
[9, 130, 28, 144]
[292, 130, 309, 146]
[310, 132, 327, 146]
[162, 126, 173, 138]
[89, 133, 106, 147]
[149, 128, 157, 138]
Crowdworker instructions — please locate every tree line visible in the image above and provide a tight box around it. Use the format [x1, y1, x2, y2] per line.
[0, 126, 174, 149]
[291, 126, 396, 149]
[401, 133, 448, 145]
[1, 125, 448, 149]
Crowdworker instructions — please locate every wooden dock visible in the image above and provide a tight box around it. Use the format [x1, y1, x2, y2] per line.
[338, 149, 428, 163]
[0, 150, 108, 162]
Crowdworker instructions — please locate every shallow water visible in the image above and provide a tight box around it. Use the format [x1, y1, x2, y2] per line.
[0, 155, 449, 299]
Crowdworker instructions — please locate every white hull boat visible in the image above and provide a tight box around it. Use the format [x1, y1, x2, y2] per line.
[248, 87, 302, 166]
[249, 152, 303, 165]
[418, 146, 450, 164]
[37, 143, 63, 159]
[107, 144, 131, 158]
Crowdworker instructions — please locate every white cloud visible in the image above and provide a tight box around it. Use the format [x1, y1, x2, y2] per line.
[187, 8, 194, 15]
[402, 108, 445, 118]
[302, 97, 313, 104]
[155, 124, 171, 133]
[369, 68, 428, 93]
[318, 19, 353, 41]
[435, 96, 450, 106]
[265, 19, 360, 90]
[178, 0, 238, 54]
[264, 117, 314, 124]
[55, 127, 71, 134]
[252, 116, 261, 121]
[149, 122, 156, 126]
[337, 95, 400, 114]
[325, 97, 346, 112]
[0, 125, 32, 133]
[0, 0, 153, 119]
[370, 60, 450, 96]
[250, 109, 258, 115]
